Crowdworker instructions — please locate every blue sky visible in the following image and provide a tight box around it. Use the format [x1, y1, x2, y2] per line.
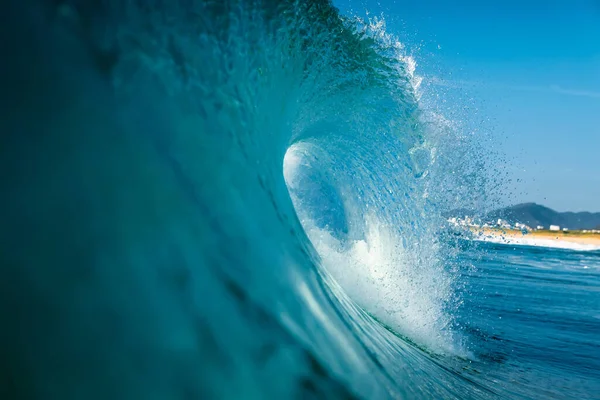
[333, 0, 600, 212]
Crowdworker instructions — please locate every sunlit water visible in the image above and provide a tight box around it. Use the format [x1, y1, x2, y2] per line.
[0, 1, 598, 399]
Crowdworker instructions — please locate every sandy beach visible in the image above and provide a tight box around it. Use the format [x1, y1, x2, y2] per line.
[470, 228, 600, 251]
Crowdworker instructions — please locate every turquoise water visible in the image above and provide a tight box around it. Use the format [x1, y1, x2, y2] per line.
[1, 1, 599, 399]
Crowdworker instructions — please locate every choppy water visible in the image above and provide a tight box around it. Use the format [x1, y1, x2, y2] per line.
[1, 1, 598, 399]
[459, 243, 600, 400]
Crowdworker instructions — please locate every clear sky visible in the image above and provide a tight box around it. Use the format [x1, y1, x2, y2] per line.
[333, 0, 600, 212]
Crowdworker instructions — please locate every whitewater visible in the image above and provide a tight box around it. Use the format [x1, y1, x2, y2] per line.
[1, 1, 599, 399]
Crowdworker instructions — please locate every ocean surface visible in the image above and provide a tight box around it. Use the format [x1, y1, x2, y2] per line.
[1, 1, 599, 399]
[457, 242, 600, 400]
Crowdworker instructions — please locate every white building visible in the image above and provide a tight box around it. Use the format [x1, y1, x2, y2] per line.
[536, 225, 544, 230]
[563, 228, 569, 232]
[497, 219, 512, 229]
[549, 225, 560, 231]
[515, 222, 532, 231]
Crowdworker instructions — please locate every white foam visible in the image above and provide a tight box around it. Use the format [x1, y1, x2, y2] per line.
[474, 234, 600, 252]
[283, 143, 464, 355]
[300, 215, 462, 355]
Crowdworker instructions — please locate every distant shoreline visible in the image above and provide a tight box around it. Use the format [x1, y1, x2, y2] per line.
[469, 227, 600, 250]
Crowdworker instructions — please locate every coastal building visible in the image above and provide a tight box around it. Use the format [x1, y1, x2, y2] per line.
[515, 222, 532, 231]
[549, 225, 560, 231]
[448, 217, 479, 228]
[536, 225, 544, 230]
[497, 219, 511, 229]
[448, 217, 478, 227]
[563, 228, 569, 232]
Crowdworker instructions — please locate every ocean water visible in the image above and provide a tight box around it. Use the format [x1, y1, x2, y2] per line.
[458, 242, 600, 400]
[1, 1, 599, 399]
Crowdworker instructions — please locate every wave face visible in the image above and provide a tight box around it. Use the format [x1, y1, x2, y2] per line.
[0, 1, 496, 399]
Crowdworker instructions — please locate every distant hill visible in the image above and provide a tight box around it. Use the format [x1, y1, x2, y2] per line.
[486, 203, 600, 230]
